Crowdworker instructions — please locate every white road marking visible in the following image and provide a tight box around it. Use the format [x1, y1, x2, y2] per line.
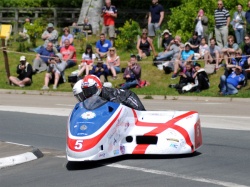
[106, 163, 249, 187]
[5, 141, 31, 147]
[55, 104, 75, 107]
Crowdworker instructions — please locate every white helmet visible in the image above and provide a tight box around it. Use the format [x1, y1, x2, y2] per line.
[72, 79, 85, 102]
[81, 75, 103, 98]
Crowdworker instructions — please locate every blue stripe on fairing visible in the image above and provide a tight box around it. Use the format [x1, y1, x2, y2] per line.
[69, 102, 120, 137]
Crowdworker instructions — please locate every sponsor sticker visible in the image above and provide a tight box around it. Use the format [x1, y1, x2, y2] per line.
[166, 138, 179, 142]
[80, 125, 87, 130]
[169, 143, 178, 149]
[113, 149, 119, 155]
[120, 146, 125, 154]
[99, 152, 105, 158]
[81, 111, 96, 119]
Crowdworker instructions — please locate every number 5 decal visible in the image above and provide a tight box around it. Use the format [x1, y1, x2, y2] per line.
[75, 140, 83, 150]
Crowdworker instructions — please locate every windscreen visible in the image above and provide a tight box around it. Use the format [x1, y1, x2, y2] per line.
[83, 95, 108, 110]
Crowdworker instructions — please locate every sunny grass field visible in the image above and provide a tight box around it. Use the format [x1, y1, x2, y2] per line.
[1, 35, 250, 98]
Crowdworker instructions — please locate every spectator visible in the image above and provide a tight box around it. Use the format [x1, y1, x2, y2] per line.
[106, 47, 120, 79]
[214, 1, 230, 48]
[204, 38, 222, 70]
[136, 28, 156, 61]
[160, 29, 173, 50]
[219, 66, 245, 95]
[194, 9, 208, 41]
[199, 37, 209, 59]
[19, 18, 31, 43]
[243, 35, 250, 57]
[41, 23, 59, 49]
[41, 53, 67, 90]
[9, 56, 32, 87]
[171, 42, 195, 79]
[59, 27, 74, 47]
[148, 0, 164, 38]
[121, 55, 141, 89]
[90, 59, 109, 83]
[231, 4, 246, 45]
[78, 44, 96, 77]
[221, 35, 239, 66]
[95, 33, 112, 60]
[101, 0, 117, 45]
[60, 39, 77, 68]
[188, 31, 201, 53]
[32, 42, 55, 73]
[154, 35, 184, 62]
[192, 63, 210, 92]
[245, 1, 250, 35]
[79, 17, 93, 36]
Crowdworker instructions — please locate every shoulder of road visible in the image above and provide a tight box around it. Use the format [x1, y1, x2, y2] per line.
[0, 88, 250, 169]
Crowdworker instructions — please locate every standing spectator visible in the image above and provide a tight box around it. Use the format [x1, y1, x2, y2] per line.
[221, 35, 239, 66]
[148, 0, 164, 38]
[171, 42, 195, 79]
[60, 39, 77, 68]
[232, 4, 246, 45]
[106, 47, 120, 79]
[219, 66, 245, 95]
[32, 42, 55, 73]
[136, 28, 156, 61]
[101, 0, 117, 45]
[214, 1, 230, 48]
[41, 23, 59, 48]
[95, 33, 112, 60]
[121, 55, 141, 89]
[194, 9, 208, 41]
[19, 18, 31, 43]
[78, 44, 96, 77]
[59, 27, 74, 48]
[9, 56, 32, 87]
[90, 60, 109, 83]
[41, 53, 67, 90]
[204, 38, 222, 70]
[188, 31, 201, 53]
[245, 1, 250, 35]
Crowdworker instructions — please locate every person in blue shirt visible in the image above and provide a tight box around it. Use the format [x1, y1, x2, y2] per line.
[171, 42, 194, 79]
[90, 59, 109, 83]
[95, 33, 112, 60]
[219, 65, 245, 95]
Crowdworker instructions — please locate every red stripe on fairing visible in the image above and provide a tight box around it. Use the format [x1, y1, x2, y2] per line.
[132, 110, 196, 154]
[67, 109, 122, 152]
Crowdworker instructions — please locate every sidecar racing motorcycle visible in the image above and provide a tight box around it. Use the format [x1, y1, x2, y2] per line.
[66, 96, 202, 161]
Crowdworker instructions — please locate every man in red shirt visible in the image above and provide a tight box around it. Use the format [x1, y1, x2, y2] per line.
[60, 39, 77, 68]
[101, 0, 117, 45]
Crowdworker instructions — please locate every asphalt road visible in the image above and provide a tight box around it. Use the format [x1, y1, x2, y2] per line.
[0, 93, 250, 187]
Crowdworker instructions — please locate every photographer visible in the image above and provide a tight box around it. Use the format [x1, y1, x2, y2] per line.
[90, 59, 109, 83]
[9, 56, 33, 87]
[120, 55, 141, 89]
[41, 53, 67, 90]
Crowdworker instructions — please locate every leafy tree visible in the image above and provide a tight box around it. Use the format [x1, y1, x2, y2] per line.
[0, 0, 42, 7]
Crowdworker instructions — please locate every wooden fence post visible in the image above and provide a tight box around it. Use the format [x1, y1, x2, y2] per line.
[1, 39, 11, 84]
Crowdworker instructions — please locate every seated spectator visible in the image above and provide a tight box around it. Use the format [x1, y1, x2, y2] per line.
[221, 35, 239, 66]
[171, 42, 195, 79]
[9, 56, 32, 87]
[136, 28, 156, 61]
[106, 47, 120, 79]
[78, 17, 93, 36]
[78, 44, 96, 77]
[32, 42, 55, 73]
[41, 23, 59, 49]
[204, 38, 222, 70]
[169, 62, 195, 91]
[154, 35, 184, 62]
[90, 59, 109, 83]
[59, 27, 74, 47]
[95, 33, 112, 60]
[219, 66, 245, 95]
[60, 39, 77, 68]
[199, 37, 209, 59]
[19, 18, 31, 43]
[188, 31, 201, 53]
[161, 29, 173, 51]
[120, 55, 141, 89]
[192, 63, 210, 92]
[41, 53, 67, 90]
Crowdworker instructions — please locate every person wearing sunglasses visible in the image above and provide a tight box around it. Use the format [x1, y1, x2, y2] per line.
[214, 1, 230, 48]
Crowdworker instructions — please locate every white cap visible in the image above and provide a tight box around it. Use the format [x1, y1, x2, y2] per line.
[20, 56, 26, 61]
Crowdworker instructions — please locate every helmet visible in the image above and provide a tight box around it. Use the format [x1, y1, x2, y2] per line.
[73, 79, 85, 102]
[82, 75, 103, 98]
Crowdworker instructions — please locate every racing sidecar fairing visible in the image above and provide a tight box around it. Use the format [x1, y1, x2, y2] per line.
[66, 96, 202, 161]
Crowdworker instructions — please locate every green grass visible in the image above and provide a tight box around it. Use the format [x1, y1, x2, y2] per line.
[1, 36, 250, 98]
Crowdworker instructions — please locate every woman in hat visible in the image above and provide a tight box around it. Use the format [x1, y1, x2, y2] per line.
[106, 47, 120, 79]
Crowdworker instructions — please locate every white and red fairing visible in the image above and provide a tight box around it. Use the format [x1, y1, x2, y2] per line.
[66, 97, 202, 161]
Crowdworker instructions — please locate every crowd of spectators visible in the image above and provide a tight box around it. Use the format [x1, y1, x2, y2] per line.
[8, 0, 250, 96]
